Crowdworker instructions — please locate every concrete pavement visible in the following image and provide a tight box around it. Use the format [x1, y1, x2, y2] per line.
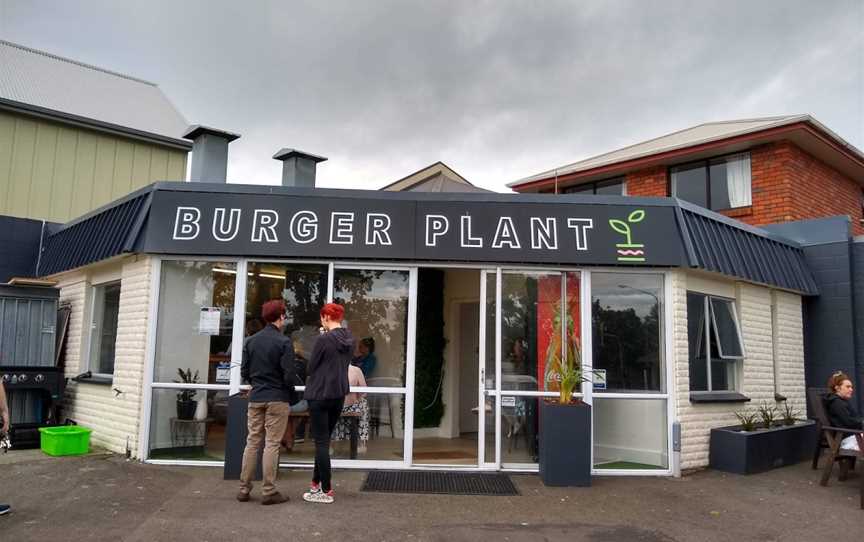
[0, 450, 860, 541]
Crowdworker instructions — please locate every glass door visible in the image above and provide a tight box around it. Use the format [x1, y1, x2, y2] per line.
[478, 269, 498, 468]
[478, 268, 584, 469]
[330, 265, 416, 467]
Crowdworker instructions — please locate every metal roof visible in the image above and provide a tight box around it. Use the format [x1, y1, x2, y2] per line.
[509, 114, 864, 188]
[36, 183, 818, 295]
[38, 190, 152, 276]
[677, 201, 818, 295]
[0, 39, 189, 141]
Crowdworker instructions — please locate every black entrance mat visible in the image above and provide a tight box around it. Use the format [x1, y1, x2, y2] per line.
[361, 471, 519, 496]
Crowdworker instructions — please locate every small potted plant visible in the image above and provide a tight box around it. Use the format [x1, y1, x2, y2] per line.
[174, 368, 199, 421]
[539, 306, 592, 487]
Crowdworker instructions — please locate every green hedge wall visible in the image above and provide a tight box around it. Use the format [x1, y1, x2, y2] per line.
[414, 268, 446, 428]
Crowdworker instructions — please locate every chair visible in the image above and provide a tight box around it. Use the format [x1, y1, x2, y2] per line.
[806, 387, 864, 509]
[366, 377, 400, 439]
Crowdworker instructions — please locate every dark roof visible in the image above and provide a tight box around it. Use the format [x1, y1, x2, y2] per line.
[36, 182, 818, 295]
[39, 189, 152, 276]
[676, 201, 818, 295]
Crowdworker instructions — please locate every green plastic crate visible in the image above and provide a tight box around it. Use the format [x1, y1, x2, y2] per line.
[38, 426, 92, 456]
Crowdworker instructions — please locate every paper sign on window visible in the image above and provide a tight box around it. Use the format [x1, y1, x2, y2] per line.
[198, 307, 221, 335]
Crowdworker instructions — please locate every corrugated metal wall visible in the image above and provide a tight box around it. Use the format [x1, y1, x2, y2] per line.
[0, 295, 57, 367]
[0, 109, 187, 223]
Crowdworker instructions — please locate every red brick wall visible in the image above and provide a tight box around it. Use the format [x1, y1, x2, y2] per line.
[622, 141, 863, 235]
[625, 166, 667, 197]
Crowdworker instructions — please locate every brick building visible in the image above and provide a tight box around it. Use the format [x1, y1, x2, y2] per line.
[511, 114, 864, 418]
[509, 115, 864, 235]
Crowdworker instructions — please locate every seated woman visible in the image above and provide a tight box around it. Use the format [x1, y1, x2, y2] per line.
[825, 371, 864, 451]
[352, 337, 377, 378]
[332, 363, 370, 454]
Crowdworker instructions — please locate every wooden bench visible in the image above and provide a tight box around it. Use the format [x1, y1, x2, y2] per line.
[289, 410, 361, 459]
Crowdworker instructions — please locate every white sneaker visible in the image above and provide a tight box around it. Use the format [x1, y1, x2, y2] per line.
[303, 488, 334, 504]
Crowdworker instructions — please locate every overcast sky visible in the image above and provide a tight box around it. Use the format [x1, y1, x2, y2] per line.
[1, 0, 862, 192]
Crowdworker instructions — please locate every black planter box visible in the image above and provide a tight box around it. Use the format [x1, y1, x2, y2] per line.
[709, 421, 816, 475]
[539, 401, 592, 487]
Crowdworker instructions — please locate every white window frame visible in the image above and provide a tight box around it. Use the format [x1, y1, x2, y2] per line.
[688, 291, 745, 392]
[86, 280, 122, 379]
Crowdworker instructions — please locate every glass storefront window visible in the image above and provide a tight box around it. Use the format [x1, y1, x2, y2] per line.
[500, 271, 580, 393]
[148, 389, 227, 461]
[245, 263, 328, 366]
[154, 261, 236, 384]
[591, 273, 663, 393]
[593, 397, 668, 469]
[333, 269, 409, 387]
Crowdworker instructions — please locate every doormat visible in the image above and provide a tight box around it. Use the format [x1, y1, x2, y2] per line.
[361, 471, 519, 496]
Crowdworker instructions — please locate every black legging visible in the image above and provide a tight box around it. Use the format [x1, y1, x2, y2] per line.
[309, 398, 345, 492]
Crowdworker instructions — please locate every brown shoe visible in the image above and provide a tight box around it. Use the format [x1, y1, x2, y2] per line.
[236, 491, 250, 503]
[261, 492, 289, 505]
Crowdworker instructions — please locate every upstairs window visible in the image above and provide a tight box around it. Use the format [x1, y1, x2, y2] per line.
[562, 177, 626, 195]
[671, 152, 751, 210]
[687, 292, 744, 392]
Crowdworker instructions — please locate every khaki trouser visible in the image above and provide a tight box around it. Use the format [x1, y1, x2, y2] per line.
[239, 401, 290, 497]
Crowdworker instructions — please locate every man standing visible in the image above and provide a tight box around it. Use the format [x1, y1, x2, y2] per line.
[237, 299, 297, 505]
[1, 378, 10, 515]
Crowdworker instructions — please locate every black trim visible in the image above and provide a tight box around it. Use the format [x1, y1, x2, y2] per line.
[0, 97, 192, 151]
[557, 175, 626, 195]
[689, 391, 751, 403]
[75, 374, 113, 386]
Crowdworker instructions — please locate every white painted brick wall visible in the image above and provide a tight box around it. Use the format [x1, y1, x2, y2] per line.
[672, 271, 806, 470]
[55, 256, 151, 457]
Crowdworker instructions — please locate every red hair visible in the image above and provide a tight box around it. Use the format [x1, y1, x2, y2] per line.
[320, 302, 344, 322]
[261, 299, 286, 324]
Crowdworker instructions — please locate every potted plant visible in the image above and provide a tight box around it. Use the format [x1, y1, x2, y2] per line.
[539, 304, 592, 487]
[709, 400, 816, 475]
[174, 368, 199, 421]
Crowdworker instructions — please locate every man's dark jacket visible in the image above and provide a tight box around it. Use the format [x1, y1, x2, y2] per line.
[241, 324, 298, 403]
[305, 327, 354, 401]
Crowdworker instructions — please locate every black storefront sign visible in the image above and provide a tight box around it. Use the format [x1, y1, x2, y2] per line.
[143, 190, 689, 266]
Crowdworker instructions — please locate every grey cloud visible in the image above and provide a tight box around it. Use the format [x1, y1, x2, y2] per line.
[1, 0, 861, 191]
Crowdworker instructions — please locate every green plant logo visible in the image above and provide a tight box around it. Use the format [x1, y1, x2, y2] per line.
[609, 209, 646, 262]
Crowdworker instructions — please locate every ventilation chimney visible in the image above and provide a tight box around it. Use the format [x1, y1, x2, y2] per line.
[273, 149, 327, 188]
[183, 125, 241, 182]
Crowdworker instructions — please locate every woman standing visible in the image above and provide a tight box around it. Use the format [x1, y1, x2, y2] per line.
[303, 303, 354, 504]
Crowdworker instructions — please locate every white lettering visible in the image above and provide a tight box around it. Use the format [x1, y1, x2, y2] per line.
[566, 218, 594, 250]
[330, 212, 354, 244]
[425, 215, 449, 247]
[290, 211, 318, 244]
[172, 207, 200, 240]
[491, 217, 521, 249]
[251, 210, 279, 243]
[460, 215, 482, 248]
[365, 213, 392, 245]
[530, 217, 558, 250]
[212, 208, 241, 242]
